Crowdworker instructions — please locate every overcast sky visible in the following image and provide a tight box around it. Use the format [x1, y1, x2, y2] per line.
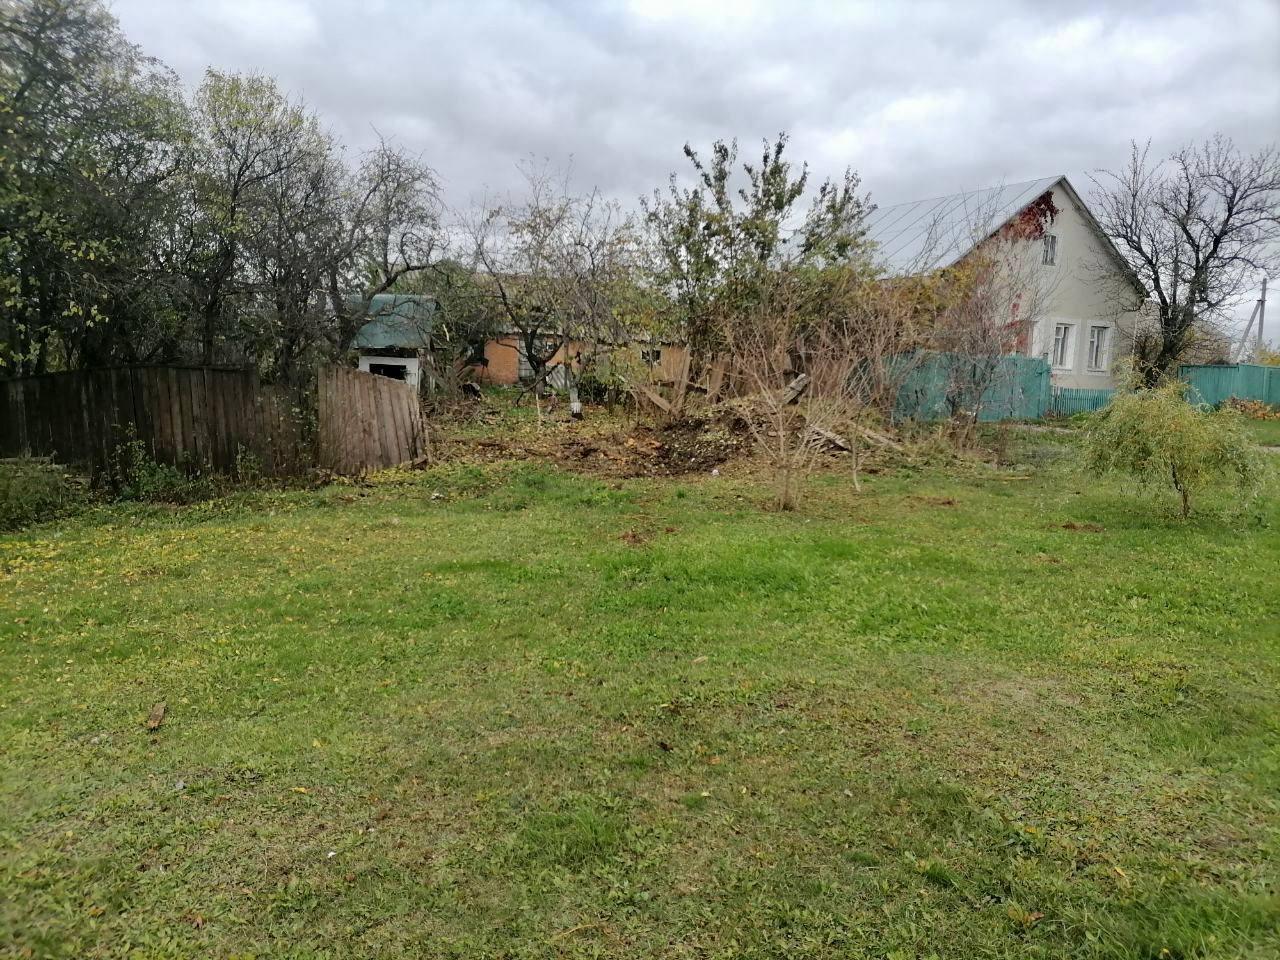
[112, 0, 1279, 333]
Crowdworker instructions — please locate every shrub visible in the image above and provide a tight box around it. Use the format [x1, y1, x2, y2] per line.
[0, 458, 81, 530]
[1084, 379, 1264, 518]
[1225, 397, 1280, 421]
[106, 433, 216, 503]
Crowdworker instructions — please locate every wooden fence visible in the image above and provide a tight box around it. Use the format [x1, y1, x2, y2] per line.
[0, 366, 307, 476]
[0, 364, 424, 477]
[317, 365, 425, 475]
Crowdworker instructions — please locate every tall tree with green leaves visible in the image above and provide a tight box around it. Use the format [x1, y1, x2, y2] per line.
[0, 0, 190, 372]
[641, 133, 871, 368]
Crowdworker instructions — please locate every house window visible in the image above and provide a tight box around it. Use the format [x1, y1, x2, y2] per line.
[517, 337, 557, 382]
[641, 348, 662, 366]
[1087, 325, 1110, 371]
[1042, 234, 1058, 266]
[1052, 323, 1074, 369]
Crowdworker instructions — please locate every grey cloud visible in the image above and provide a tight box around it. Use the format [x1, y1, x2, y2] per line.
[113, 0, 1279, 325]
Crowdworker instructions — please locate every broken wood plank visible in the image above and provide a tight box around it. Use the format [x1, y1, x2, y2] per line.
[781, 373, 810, 404]
[671, 350, 693, 413]
[146, 701, 167, 731]
[808, 426, 851, 451]
[636, 383, 673, 413]
[808, 424, 903, 451]
[706, 356, 727, 402]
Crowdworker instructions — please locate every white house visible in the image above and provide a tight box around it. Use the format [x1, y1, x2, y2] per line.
[862, 175, 1146, 389]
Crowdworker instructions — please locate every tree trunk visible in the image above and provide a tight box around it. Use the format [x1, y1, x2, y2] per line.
[1171, 463, 1191, 518]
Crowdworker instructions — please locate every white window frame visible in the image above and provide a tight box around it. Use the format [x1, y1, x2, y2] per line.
[1087, 325, 1110, 372]
[1051, 322, 1075, 370]
[1042, 233, 1058, 266]
[357, 354, 421, 389]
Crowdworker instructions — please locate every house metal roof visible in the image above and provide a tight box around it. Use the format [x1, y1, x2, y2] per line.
[351, 294, 435, 350]
[864, 175, 1063, 275]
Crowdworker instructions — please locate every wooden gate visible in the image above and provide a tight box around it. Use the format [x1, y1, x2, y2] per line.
[317, 365, 425, 475]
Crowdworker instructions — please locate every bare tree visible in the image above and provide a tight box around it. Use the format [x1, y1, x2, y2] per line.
[922, 192, 1060, 446]
[815, 273, 931, 488]
[720, 270, 844, 510]
[1090, 137, 1280, 382]
[469, 164, 637, 410]
[327, 141, 446, 358]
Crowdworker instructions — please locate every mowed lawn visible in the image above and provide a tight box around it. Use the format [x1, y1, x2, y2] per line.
[2, 440, 1278, 958]
[1242, 417, 1280, 448]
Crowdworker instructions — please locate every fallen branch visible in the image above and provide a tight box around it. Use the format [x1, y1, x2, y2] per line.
[551, 922, 608, 941]
[635, 383, 673, 413]
[855, 425, 901, 448]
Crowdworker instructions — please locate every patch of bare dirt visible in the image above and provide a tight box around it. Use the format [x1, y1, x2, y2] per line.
[910, 495, 958, 507]
[451, 415, 751, 479]
[1060, 521, 1105, 533]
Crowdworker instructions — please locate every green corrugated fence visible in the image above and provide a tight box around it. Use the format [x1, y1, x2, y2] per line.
[1048, 387, 1114, 417]
[1179, 363, 1280, 408]
[894, 352, 1050, 422]
[889, 357, 1277, 424]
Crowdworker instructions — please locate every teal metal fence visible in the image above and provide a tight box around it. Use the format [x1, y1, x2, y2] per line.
[1048, 387, 1114, 417]
[894, 352, 1050, 422]
[1179, 363, 1280, 408]
[888, 356, 1279, 424]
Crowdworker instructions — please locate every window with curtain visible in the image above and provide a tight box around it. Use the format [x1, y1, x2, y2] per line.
[1052, 323, 1074, 368]
[1088, 326, 1110, 370]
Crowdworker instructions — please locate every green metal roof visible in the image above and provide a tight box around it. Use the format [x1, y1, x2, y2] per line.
[351, 295, 435, 350]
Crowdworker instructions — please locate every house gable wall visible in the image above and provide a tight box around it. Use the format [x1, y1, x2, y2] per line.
[1028, 183, 1144, 389]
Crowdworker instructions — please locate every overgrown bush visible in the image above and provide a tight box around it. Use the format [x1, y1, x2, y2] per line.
[1084, 379, 1264, 518]
[106, 433, 217, 503]
[0, 458, 82, 530]
[1225, 397, 1280, 421]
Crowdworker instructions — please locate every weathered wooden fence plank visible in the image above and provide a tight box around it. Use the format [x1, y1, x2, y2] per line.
[314, 365, 422, 476]
[2, 364, 420, 478]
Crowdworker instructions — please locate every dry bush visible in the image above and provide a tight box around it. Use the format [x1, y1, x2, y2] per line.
[720, 266, 914, 508]
[924, 224, 1058, 448]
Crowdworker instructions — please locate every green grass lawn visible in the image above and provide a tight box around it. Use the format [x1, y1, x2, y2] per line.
[1242, 417, 1280, 447]
[2, 437, 1278, 958]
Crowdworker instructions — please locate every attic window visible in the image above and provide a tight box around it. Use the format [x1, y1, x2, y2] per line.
[1042, 234, 1058, 266]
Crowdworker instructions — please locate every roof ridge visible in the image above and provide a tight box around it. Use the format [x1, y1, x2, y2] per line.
[871, 174, 1063, 212]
